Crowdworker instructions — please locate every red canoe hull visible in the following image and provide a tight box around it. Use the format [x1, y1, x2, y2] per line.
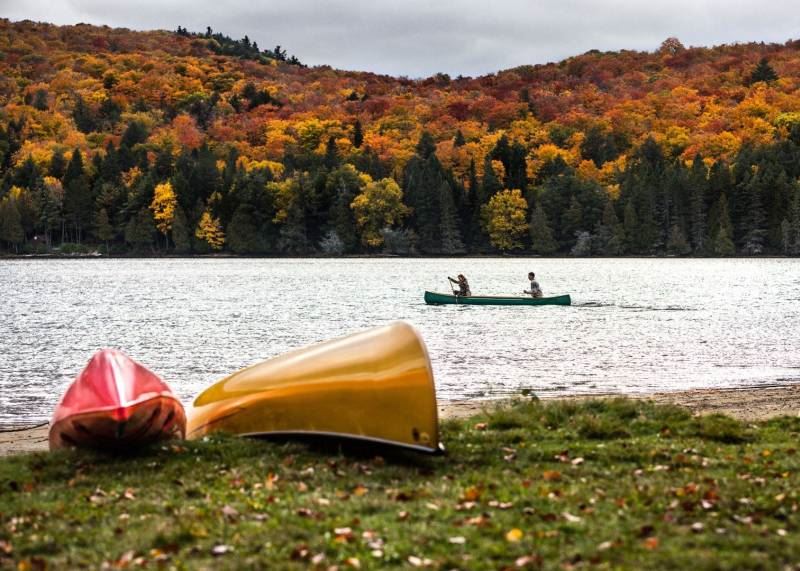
[49, 349, 186, 451]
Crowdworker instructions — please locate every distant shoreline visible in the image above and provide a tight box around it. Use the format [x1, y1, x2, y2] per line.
[4, 383, 799, 456]
[1, 253, 796, 260]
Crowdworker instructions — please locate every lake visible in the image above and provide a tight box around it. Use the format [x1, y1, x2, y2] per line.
[1, 257, 798, 427]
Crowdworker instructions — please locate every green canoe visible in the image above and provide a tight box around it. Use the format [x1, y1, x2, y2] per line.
[424, 291, 571, 306]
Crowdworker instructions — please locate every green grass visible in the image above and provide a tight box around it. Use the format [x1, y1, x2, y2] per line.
[2, 398, 800, 569]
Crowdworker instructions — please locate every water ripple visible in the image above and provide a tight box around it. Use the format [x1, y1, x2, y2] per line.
[1, 257, 799, 425]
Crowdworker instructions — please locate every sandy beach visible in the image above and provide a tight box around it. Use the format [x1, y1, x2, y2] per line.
[439, 383, 800, 421]
[3, 384, 799, 457]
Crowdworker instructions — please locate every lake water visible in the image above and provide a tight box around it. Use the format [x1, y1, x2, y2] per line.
[1, 258, 799, 427]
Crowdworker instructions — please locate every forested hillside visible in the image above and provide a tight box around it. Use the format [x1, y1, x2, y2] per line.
[1, 19, 799, 255]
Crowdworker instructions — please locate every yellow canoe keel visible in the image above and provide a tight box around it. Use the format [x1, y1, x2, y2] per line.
[187, 321, 442, 453]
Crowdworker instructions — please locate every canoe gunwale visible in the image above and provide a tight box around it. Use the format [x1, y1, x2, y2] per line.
[239, 429, 445, 454]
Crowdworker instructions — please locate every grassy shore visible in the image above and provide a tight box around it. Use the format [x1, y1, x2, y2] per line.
[2, 398, 800, 569]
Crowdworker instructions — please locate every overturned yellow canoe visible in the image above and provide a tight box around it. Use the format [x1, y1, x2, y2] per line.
[187, 321, 442, 453]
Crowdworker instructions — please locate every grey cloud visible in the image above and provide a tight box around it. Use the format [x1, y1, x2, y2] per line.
[2, 0, 799, 76]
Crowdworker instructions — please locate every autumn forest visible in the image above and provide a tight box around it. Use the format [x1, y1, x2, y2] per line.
[1, 20, 800, 256]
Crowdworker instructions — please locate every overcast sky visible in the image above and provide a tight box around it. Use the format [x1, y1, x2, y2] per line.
[3, 0, 800, 77]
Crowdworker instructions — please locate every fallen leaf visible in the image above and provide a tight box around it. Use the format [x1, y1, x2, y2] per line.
[211, 545, 232, 556]
[334, 527, 354, 543]
[461, 486, 482, 502]
[448, 536, 466, 544]
[474, 422, 488, 431]
[638, 525, 655, 538]
[345, 557, 361, 568]
[465, 514, 491, 527]
[488, 500, 513, 510]
[290, 545, 310, 561]
[506, 528, 524, 542]
[515, 554, 543, 567]
[543, 470, 561, 482]
[643, 537, 659, 550]
[353, 485, 368, 497]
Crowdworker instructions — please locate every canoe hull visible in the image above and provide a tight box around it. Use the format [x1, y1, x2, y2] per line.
[49, 395, 185, 451]
[424, 291, 571, 306]
[187, 321, 441, 453]
[49, 349, 186, 451]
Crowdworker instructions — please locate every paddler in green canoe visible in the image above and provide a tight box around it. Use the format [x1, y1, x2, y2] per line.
[524, 272, 543, 298]
[448, 274, 471, 297]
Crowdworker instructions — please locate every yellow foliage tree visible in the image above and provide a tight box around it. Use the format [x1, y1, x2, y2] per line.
[351, 178, 409, 248]
[481, 189, 529, 252]
[150, 181, 177, 237]
[195, 209, 225, 251]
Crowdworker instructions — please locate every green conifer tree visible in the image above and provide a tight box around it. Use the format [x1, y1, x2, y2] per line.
[529, 204, 558, 255]
[689, 155, 708, 254]
[561, 196, 584, 250]
[742, 177, 767, 254]
[172, 206, 191, 253]
[787, 190, 800, 255]
[125, 207, 155, 252]
[596, 200, 626, 255]
[438, 181, 464, 254]
[49, 149, 66, 179]
[711, 193, 736, 256]
[227, 204, 261, 254]
[352, 120, 363, 149]
[623, 200, 639, 253]
[63, 150, 93, 243]
[94, 207, 113, 254]
[667, 224, 691, 255]
[748, 57, 778, 85]
[0, 198, 24, 253]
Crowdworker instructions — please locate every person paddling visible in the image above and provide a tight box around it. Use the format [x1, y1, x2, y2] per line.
[524, 272, 542, 298]
[448, 274, 471, 297]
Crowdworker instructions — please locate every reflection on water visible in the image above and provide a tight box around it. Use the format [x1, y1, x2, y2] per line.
[1, 257, 798, 426]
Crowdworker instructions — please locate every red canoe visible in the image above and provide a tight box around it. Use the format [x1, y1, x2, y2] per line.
[49, 349, 186, 451]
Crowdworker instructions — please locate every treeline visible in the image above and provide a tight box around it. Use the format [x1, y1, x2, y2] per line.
[175, 26, 303, 67]
[1, 117, 799, 256]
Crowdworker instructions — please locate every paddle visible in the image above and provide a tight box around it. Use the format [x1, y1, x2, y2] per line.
[447, 277, 457, 295]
